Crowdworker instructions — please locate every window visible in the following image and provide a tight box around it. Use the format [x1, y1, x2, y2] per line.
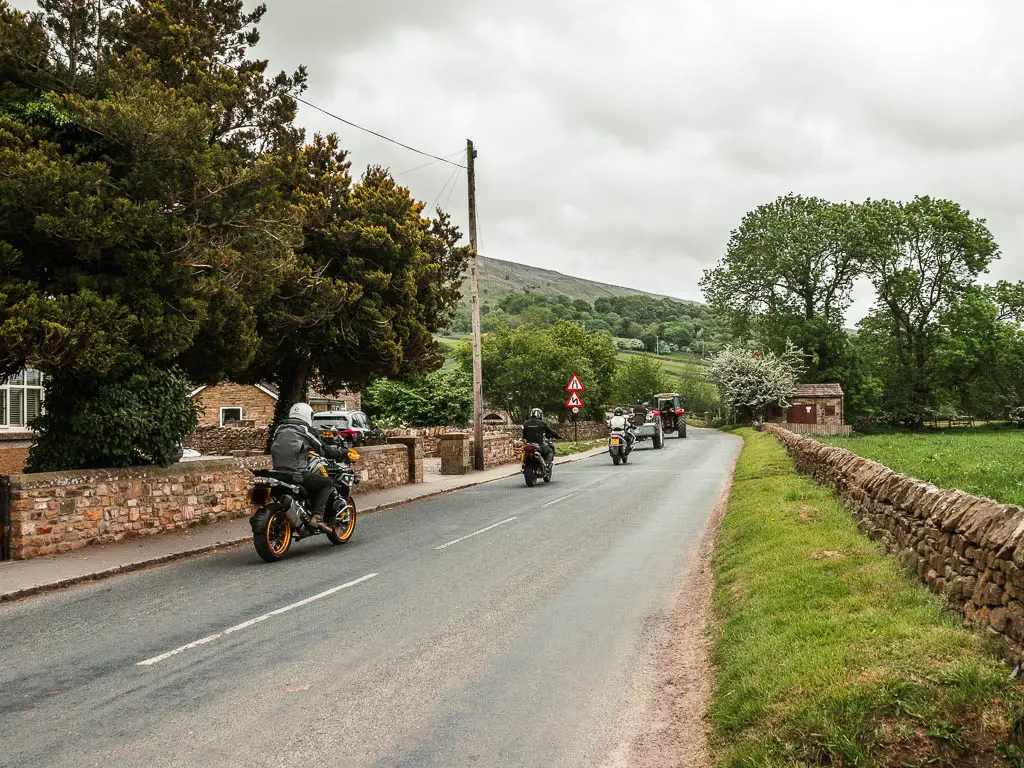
[220, 407, 243, 426]
[1, 369, 45, 429]
[824, 405, 837, 417]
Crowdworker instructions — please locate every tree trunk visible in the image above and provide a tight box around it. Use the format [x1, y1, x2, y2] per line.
[266, 356, 311, 451]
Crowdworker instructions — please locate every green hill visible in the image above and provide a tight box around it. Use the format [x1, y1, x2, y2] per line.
[464, 256, 693, 307]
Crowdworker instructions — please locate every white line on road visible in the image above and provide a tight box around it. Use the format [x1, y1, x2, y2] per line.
[136, 573, 379, 666]
[434, 517, 518, 551]
[543, 492, 578, 508]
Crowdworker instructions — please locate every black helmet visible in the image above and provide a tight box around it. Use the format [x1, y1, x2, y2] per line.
[530, 408, 543, 420]
[614, 407, 623, 416]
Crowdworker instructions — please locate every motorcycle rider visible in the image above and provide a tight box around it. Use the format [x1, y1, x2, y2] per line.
[631, 399, 648, 427]
[522, 408, 560, 469]
[270, 403, 346, 524]
[608, 407, 635, 450]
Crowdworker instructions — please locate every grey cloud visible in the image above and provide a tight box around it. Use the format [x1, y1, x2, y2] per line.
[13, 0, 1024, 313]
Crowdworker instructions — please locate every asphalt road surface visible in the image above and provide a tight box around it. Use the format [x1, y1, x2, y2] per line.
[0, 428, 739, 768]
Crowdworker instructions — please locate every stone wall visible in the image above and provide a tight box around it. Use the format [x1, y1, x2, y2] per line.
[766, 424, 1024, 660]
[385, 421, 607, 458]
[556, 420, 610, 441]
[184, 425, 269, 456]
[7, 459, 253, 559]
[5, 444, 410, 561]
[439, 433, 517, 474]
[385, 425, 520, 458]
[352, 444, 409, 491]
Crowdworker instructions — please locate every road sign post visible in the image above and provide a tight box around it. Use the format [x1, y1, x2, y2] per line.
[565, 374, 585, 444]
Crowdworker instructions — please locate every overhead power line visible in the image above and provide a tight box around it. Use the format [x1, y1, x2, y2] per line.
[396, 150, 465, 176]
[296, 96, 467, 170]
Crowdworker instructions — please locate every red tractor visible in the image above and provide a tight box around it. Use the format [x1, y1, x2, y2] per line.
[651, 393, 687, 438]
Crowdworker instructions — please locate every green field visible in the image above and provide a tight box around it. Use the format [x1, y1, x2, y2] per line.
[712, 429, 1024, 766]
[818, 428, 1024, 506]
[614, 349, 708, 380]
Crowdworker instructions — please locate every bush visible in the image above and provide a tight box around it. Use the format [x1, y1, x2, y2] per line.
[362, 367, 472, 428]
[27, 366, 198, 472]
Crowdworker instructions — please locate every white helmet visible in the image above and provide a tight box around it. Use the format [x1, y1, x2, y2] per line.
[288, 402, 313, 426]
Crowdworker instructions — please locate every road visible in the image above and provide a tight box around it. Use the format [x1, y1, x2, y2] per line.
[0, 428, 739, 768]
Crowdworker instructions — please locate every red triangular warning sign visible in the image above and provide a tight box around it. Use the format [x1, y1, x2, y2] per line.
[566, 391, 584, 408]
[565, 374, 584, 392]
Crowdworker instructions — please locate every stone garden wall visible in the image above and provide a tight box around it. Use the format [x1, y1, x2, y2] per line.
[5, 444, 410, 561]
[384, 421, 609, 458]
[439, 433, 519, 474]
[184, 425, 269, 456]
[766, 424, 1024, 660]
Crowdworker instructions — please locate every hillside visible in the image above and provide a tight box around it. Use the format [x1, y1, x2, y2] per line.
[464, 256, 693, 307]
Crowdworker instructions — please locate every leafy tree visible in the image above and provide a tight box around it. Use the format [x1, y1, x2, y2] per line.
[462, 321, 615, 422]
[362, 367, 472, 428]
[0, 0, 299, 469]
[856, 196, 999, 419]
[706, 343, 806, 422]
[701, 194, 860, 379]
[613, 355, 671, 405]
[244, 139, 470, 424]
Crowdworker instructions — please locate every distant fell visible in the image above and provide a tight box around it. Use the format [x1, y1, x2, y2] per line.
[466, 256, 695, 307]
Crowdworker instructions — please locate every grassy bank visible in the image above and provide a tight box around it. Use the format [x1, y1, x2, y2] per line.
[819, 428, 1024, 506]
[710, 429, 1024, 767]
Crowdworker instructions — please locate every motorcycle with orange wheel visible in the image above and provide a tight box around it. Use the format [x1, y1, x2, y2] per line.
[247, 446, 361, 563]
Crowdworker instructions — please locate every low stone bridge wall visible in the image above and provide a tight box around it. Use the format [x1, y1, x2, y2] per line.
[766, 424, 1024, 660]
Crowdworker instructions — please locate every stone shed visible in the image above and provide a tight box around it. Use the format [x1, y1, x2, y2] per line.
[769, 383, 850, 436]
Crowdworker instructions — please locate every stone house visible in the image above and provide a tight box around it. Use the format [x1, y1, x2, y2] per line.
[189, 382, 361, 428]
[0, 368, 45, 475]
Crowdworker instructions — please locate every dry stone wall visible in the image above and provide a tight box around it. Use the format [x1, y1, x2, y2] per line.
[766, 424, 1024, 660]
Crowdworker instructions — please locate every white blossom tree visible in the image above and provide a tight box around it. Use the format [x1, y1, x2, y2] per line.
[706, 342, 806, 422]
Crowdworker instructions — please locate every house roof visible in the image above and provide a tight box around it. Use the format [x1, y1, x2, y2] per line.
[794, 383, 844, 397]
[189, 382, 279, 400]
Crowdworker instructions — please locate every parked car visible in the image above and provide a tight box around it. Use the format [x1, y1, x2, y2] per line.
[312, 411, 358, 445]
[312, 410, 381, 446]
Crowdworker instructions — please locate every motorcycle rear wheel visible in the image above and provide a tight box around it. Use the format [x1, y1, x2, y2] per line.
[611, 451, 621, 466]
[327, 500, 357, 545]
[252, 507, 292, 563]
[524, 464, 537, 487]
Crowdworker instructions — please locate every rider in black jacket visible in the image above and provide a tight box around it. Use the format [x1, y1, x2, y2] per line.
[522, 408, 560, 467]
[270, 402, 345, 520]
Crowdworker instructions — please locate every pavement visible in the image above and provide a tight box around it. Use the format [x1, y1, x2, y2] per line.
[0, 428, 739, 768]
[0, 446, 606, 602]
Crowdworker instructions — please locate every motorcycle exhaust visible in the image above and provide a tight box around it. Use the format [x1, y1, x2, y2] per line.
[281, 495, 305, 529]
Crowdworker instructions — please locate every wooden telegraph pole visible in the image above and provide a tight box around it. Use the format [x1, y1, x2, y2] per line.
[466, 139, 485, 471]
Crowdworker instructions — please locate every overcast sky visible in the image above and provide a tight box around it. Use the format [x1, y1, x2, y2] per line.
[17, 0, 1024, 319]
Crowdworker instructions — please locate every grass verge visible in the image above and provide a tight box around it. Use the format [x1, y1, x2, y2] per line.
[553, 438, 605, 456]
[818, 428, 1024, 507]
[710, 428, 1024, 767]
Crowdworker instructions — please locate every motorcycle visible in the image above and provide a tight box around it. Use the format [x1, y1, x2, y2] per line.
[521, 441, 553, 487]
[247, 440, 361, 563]
[608, 427, 633, 465]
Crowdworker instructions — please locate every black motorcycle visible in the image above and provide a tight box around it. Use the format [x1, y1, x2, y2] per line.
[247, 447, 360, 562]
[521, 441, 553, 487]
